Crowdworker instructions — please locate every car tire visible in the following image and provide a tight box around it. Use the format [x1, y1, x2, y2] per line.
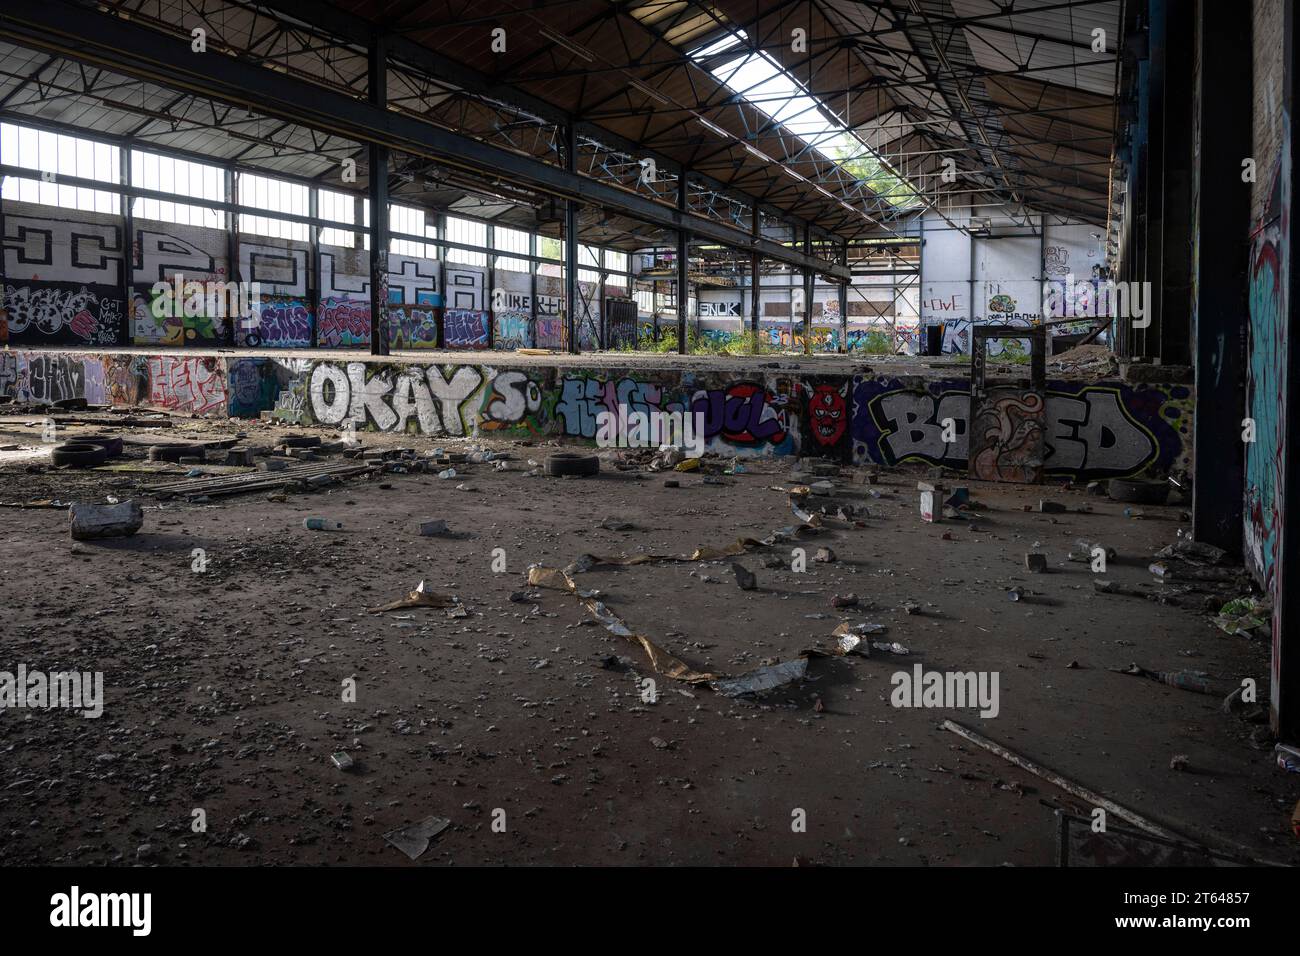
[544, 452, 600, 477]
[148, 443, 195, 462]
[51, 442, 109, 468]
[80, 434, 124, 457]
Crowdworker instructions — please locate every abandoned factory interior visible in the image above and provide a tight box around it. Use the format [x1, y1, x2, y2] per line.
[0, 0, 1297, 928]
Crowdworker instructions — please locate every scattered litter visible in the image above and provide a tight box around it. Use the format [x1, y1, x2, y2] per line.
[1007, 587, 1025, 602]
[1112, 663, 1213, 694]
[383, 815, 451, 860]
[303, 517, 343, 531]
[712, 658, 808, 697]
[1024, 553, 1048, 573]
[526, 564, 715, 683]
[437, 468, 457, 479]
[833, 621, 887, 637]
[150, 460, 373, 499]
[418, 519, 451, 537]
[330, 752, 355, 772]
[369, 580, 458, 614]
[599, 516, 634, 531]
[1214, 597, 1271, 637]
[1277, 744, 1300, 774]
[1169, 754, 1190, 772]
[831, 593, 858, 608]
[1038, 500, 1066, 513]
[1093, 579, 1146, 598]
[1156, 540, 1229, 566]
[942, 719, 1185, 842]
[813, 546, 836, 563]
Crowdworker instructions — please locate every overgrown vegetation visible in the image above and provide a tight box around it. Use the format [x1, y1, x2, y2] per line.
[623, 328, 772, 355]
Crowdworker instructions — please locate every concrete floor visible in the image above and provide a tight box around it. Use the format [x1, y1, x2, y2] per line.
[0, 415, 1293, 866]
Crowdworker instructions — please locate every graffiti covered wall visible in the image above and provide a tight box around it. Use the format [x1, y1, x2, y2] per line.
[851, 376, 1192, 480]
[0, 349, 1194, 483]
[2, 202, 126, 347]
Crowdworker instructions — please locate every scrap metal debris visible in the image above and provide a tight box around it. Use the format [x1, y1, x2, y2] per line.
[527, 564, 716, 683]
[147, 460, 375, 500]
[383, 815, 451, 860]
[369, 580, 459, 615]
[711, 658, 809, 697]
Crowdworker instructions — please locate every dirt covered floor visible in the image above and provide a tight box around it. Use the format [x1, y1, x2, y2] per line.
[0, 408, 1294, 867]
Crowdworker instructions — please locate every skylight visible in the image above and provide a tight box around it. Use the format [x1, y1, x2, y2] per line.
[692, 32, 921, 212]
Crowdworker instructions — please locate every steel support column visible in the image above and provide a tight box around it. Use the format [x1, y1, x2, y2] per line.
[750, 205, 761, 352]
[1190, 0, 1250, 556]
[1158, 4, 1194, 366]
[564, 124, 578, 355]
[308, 185, 320, 349]
[367, 28, 389, 356]
[227, 169, 240, 348]
[1142, 0, 1168, 359]
[677, 174, 689, 355]
[802, 223, 812, 355]
[838, 240, 849, 355]
[118, 147, 134, 346]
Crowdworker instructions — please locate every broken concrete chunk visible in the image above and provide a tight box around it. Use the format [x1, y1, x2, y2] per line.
[731, 563, 757, 591]
[70, 500, 143, 540]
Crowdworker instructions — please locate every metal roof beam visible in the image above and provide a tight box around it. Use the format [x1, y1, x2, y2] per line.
[0, 0, 849, 279]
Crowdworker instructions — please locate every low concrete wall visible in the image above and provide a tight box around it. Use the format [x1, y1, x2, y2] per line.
[0, 349, 1194, 480]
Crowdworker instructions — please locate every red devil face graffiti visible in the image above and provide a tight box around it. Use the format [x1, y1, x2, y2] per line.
[810, 382, 848, 446]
